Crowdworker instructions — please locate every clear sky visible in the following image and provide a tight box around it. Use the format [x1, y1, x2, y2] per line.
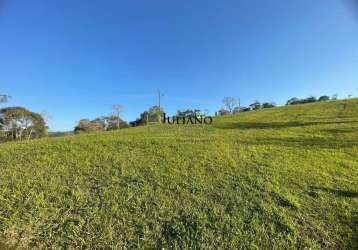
[1, 0, 357, 131]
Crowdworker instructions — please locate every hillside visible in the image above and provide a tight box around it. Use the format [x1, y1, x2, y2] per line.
[0, 99, 357, 249]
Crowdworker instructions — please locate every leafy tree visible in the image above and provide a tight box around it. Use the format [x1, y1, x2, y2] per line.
[302, 96, 317, 103]
[148, 106, 164, 123]
[233, 106, 252, 114]
[286, 97, 300, 105]
[287, 96, 317, 105]
[74, 119, 104, 133]
[262, 102, 276, 108]
[92, 115, 129, 130]
[130, 118, 144, 127]
[240, 107, 251, 112]
[249, 100, 261, 110]
[318, 95, 330, 101]
[0, 107, 46, 141]
[132, 106, 165, 126]
[222, 97, 237, 113]
[41, 112, 53, 124]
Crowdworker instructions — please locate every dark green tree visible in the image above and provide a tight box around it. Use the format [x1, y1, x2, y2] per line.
[249, 101, 261, 110]
[132, 106, 165, 126]
[0, 107, 46, 141]
[318, 96, 330, 101]
[262, 102, 276, 108]
[286, 97, 300, 105]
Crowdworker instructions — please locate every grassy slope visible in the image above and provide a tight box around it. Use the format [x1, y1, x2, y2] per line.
[0, 99, 357, 249]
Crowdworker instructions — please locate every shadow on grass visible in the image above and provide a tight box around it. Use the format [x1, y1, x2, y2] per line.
[311, 187, 358, 198]
[215, 120, 358, 130]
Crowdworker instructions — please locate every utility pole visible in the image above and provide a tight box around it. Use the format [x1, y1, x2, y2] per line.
[158, 90, 161, 109]
[238, 98, 241, 109]
[112, 104, 123, 128]
[157, 90, 163, 123]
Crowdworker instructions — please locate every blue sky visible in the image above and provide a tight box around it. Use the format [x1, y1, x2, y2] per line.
[1, 0, 357, 131]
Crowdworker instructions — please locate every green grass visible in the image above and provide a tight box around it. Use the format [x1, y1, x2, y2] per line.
[0, 99, 357, 249]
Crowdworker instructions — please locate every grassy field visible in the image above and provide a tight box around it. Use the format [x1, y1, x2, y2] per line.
[0, 99, 357, 249]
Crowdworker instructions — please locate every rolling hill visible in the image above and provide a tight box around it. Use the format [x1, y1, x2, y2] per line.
[0, 99, 357, 249]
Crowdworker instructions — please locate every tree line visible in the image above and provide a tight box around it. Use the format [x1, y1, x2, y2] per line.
[0, 91, 351, 141]
[216, 94, 338, 116]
